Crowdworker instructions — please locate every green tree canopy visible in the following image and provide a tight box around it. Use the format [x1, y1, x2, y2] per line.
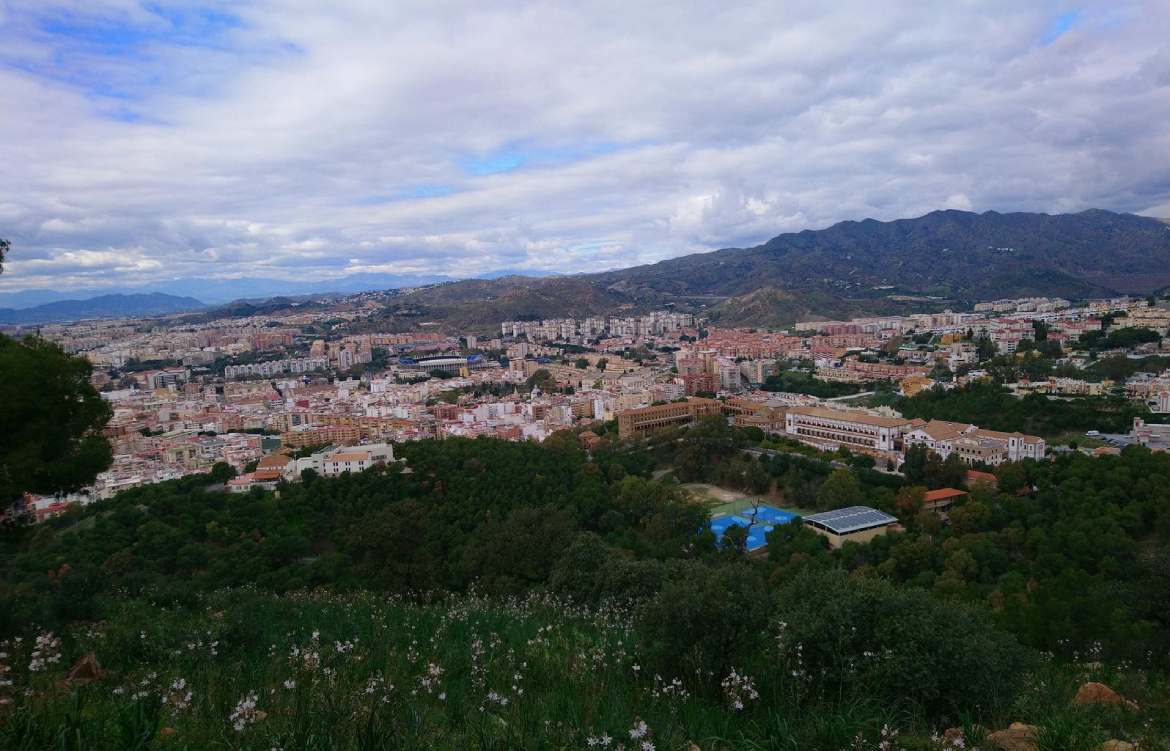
[816, 467, 865, 510]
[0, 335, 113, 504]
[525, 368, 556, 392]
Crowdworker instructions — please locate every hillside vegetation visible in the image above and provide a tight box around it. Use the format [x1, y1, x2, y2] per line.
[4, 423, 1170, 748]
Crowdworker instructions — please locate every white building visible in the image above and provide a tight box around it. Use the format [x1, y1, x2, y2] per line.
[299, 443, 396, 477]
[784, 406, 913, 455]
[903, 420, 1046, 465]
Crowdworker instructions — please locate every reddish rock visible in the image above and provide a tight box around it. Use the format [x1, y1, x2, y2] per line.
[1074, 682, 1134, 708]
[943, 727, 966, 744]
[987, 722, 1038, 751]
[63, 652, 104, 685]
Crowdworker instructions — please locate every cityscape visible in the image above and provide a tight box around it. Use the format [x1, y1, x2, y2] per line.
[2, 1, 1170, 749]
[6, 292, 1168, 522]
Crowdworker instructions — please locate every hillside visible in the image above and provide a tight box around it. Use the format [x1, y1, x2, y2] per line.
[3, 432, 1170, 748]
[0, 292, 206, 324]
[390, 209, 1170, 330]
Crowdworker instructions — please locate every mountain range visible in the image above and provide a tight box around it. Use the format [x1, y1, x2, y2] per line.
[0, 270, 556, 310]
[4, 209, 1169, 329]
[373, 208, 1170, 330]
[0, 293, 206, 325]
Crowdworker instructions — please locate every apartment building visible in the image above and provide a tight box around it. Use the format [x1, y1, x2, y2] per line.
[282, 424, 362, 448]
[988, 318, 1035, 353]
[739, 359, 779, 385]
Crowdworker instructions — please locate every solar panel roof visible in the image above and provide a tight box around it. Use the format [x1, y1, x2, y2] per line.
[802, 506, 898, 535]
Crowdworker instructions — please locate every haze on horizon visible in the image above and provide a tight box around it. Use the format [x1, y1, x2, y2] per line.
[2, 0, 1169, 302]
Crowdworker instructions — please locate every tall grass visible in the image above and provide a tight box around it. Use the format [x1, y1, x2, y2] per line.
[0, 588, 1166, 750]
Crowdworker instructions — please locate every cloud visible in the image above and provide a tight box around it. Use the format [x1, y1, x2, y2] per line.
[0, 0, 1168, 296]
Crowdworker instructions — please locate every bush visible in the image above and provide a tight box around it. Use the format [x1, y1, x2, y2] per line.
[773, 569, 1033, 717]
[637, 562, 769, 680]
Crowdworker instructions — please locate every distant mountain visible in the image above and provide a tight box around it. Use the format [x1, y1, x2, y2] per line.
[0, 270, 559, 309]
[0, 293, 206, 324]
[6, 210, 1166, 329]
[387, 209, 1170, 329]
[593, 208, 1170, 301]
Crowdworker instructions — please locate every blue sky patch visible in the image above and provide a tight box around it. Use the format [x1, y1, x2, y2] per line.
[357, 185, 460, 205]
[1042, 11, 1079, 45]
[0, 3, 274, 108]
[458, 141, 622, 176]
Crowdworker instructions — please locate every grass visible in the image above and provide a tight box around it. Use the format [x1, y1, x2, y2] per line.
[1, 589, 1168, 750]
[1046, 431, 1110, 449]
[681, 483, 746, 506]
[682, 484, 814, 518]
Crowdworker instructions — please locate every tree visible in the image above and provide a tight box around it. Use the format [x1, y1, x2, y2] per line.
[774, 569, 1032, 716]
[525, 368, 556, 392]
[975, 335, 997, 361]
[848, 453, 876, 470]
[815, 468, 864, 510]
[924, 452, 966, 489]
[928, 363, 954, 382]
[721, 523, 748, 556]
[209, 462, 237, 483]
[0, 237, 8, 272]
[744, 458, 771, 493]
[895, 485, 926, 517]
[766, 520, 829, 562]
[639, 562, 769, 679]
[1, 336, 113, 504]
[996, 462, 1029, 495]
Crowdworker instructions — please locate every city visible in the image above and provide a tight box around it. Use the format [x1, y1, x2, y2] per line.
[3, 1, 1170, 748]
[6, 292, 1168, 522]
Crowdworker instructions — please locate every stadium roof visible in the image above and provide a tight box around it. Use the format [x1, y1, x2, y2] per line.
[802, 506, 898, 535]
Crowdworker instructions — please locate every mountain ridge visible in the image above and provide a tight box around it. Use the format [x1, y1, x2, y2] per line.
[0, 292, 206, 325]
[382, 208, 1170, 329]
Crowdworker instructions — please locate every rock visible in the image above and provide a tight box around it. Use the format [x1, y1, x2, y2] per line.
[1099, 742, 1135, 751]
[1074, 682, 1135, 708]
[942, 726, 985, 745]
[63, 652, 104, 685]
[942, 727, 966, 744]
[987, 723, 1038, 751]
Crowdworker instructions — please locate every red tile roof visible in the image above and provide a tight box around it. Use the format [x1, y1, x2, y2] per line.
[924, 488, 967, 502]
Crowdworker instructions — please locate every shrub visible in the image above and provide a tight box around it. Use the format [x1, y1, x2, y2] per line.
[638, 562, 769, 680]
[773, 569, 1033, 717]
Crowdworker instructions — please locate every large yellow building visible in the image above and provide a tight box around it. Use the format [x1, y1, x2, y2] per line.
[616, 398, 723, 439]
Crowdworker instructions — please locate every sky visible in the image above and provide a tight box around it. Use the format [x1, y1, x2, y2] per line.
[1, 0, 1169, 300]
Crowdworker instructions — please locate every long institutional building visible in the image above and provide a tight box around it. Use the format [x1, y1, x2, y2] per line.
[617, 398, 1045, 467]
[783, 406, 1046, 466]
[784, 406, 909, 455]
[617, 398, 724, 439]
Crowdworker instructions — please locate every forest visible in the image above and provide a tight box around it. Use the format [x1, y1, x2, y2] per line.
[895, 381, 1150, 436]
